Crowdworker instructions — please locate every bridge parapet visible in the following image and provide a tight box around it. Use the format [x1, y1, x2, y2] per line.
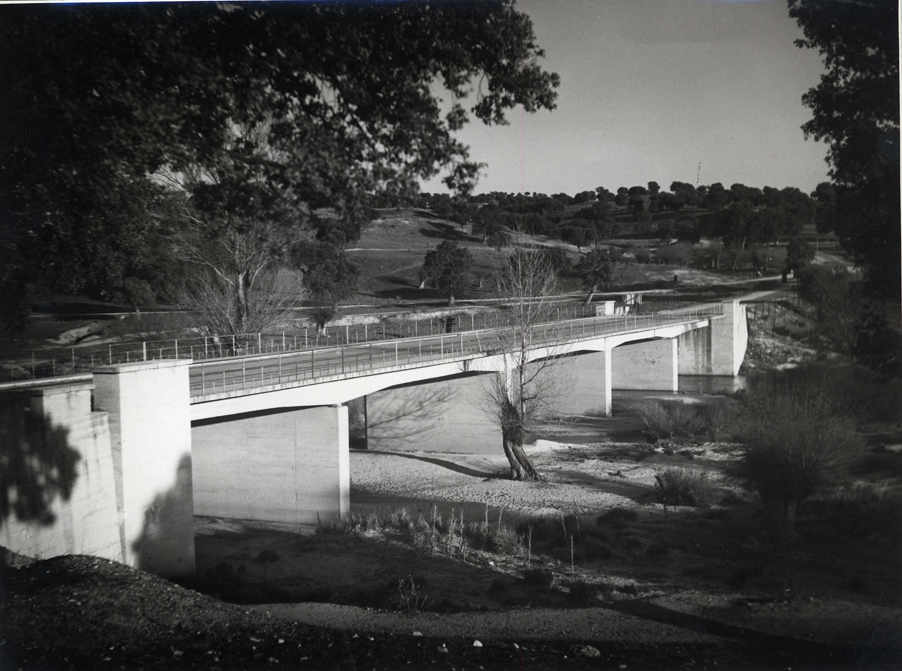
[187, 303, 724, 402]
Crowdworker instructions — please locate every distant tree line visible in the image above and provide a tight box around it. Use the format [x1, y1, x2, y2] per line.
[412, 178, 822, 255]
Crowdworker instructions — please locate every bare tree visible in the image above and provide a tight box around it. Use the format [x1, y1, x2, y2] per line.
[184, 264, 304, 336]
[161, 121, 311, 334]
[486, 247, 565, 480]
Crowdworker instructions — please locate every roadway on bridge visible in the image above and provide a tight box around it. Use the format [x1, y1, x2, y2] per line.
[187, 307, 720, 400]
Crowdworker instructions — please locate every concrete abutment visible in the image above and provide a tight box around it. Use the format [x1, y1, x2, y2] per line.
[0, 381, 122, 564]
[93, 360, 195, 579]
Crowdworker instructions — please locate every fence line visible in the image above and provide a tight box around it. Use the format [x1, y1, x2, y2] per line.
[1, 302, 718, 384]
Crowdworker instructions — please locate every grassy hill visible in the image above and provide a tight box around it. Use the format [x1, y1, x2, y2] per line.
[346, 207, 787, 307]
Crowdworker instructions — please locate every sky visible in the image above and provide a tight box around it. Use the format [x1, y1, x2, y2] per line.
[422, 0, 830, 197]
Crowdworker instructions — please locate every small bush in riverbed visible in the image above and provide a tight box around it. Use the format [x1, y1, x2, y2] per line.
[583, 526, 611, 544]
[387, 507, 412, 530]
[701, 397, 741, 442]
[639, 400, 707, 443]
[489, 524, 523, 556]
[395, 575, 428, 613]
[315, 519, 350, 535]
[654, 467, 718, 507]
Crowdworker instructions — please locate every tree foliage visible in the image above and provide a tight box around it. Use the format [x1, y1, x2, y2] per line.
[798, 266, 861, 359]
[294, 242, 359, 310]
[419, 241, 473, 306]
[789, 0, 900, 298]
[575, 248, 618, 305]
[731, 369, 861, 542]
[0, 1, 559, 324]
[785, 237, 813, 272]
[853, 310, 902, 382]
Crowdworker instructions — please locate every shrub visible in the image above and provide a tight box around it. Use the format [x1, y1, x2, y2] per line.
[646, 542, 669, 558]
[582, 526, 611, 544]
[654, 467, 718, 507]
[487, 577, 509, 595]
[730, 370, 863, 541]
[257, 549, 281, 563]
[780, 364, 902, 428]
[387, 507, 412, 530]
[395, 575, 428, 612]
[800, 481, 902, 540]
[489, 524, 523, 556]
[315, 519, 350, 535]
[365, 512, 384, 532]
[256, 549, 281, 578]
[639, 400, 707, 443]
[702, 507, 732, 522]
[701, 397, 740, 442]
[105, 310, 190, 341]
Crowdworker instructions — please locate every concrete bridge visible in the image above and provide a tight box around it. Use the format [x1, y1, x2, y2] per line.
[0, 301, 747, 579]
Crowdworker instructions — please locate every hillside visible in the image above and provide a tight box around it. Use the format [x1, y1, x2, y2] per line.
[345, 207, 778, 307]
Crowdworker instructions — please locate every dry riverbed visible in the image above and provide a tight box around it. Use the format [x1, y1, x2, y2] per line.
[182, 439, 902, 663]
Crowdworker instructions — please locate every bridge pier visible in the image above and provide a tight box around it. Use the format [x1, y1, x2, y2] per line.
[93, 360, 195, 579]
[679, 300, 748, 376]
[192, 405, 350, 524]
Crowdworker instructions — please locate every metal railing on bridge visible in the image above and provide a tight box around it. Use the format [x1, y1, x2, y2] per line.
[1, 304, 598, 383]
[188, 303, 723, 400]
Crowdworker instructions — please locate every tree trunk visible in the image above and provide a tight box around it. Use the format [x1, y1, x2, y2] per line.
[501, 426, 540, 480]
[582, 286, 597, 307]
[236, 270, 251, 333]
[500, 398, 540, 480]
[447, 292, 455, 307]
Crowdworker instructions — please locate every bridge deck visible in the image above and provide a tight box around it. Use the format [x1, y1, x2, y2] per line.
[188, 305, 722, 402]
